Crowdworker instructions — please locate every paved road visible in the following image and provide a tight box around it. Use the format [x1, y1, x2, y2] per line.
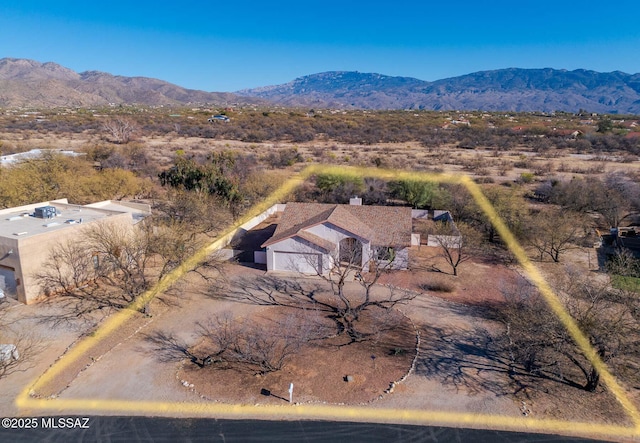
[0, 417, 608, 442]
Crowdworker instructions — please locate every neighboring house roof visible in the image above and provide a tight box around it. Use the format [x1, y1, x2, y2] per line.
[262, 202, 412, 248]
[0, 199, 150, 239]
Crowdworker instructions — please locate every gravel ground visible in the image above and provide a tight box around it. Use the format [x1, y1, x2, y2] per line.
[43, 265, 522, 419]
[1, 256, 632, 439]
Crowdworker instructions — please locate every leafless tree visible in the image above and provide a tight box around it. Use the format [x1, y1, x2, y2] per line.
[605, 248, 640, 278]
[602, 171, 640, 227]
[36, 239, 98, 297]
[423, 221, 481, 276]
[195, 310, 323, 374]
[550, 172, 640, 228]
[290, 237, 417, 341]
[153, 190, 232, 237]
[525, 208, 589, 262]
[0, 303, 41, 380]
[102, 117, 140, 144]
[497, 273, 640, 392]
[35, 215, 223, 322]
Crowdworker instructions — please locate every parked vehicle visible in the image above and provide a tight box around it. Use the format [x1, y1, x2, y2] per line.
[208, 115, 230, 123]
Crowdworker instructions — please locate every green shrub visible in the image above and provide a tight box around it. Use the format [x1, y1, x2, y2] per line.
[520, 172, 535, 183]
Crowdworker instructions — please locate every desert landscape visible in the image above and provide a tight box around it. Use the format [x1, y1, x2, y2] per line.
[0, 103, 639, 442]
[2, 1, 640, 440]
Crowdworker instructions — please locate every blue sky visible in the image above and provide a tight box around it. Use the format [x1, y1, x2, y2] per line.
[2, 1, 639, 92]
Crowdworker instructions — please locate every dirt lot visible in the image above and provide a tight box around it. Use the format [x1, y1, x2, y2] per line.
[0, 250, 626, 432]
[1, 126, 639, 437]
[180, 304, 416, 405]
[42, 264, 519, 416]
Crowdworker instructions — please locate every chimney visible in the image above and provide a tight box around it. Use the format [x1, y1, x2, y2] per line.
[349, 196, 362, 206]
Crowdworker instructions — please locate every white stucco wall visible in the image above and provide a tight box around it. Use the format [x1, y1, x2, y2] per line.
[427, 235, 462, 248]
[265, 222, 413, 274]
[266, 236, 334, 274]
[266, 222, 382, 274]
[371, 246, 409, 270]
[305, 222, 372, 269]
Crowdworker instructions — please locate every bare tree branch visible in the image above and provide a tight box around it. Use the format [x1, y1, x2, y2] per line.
[0, 303, 42, 380]
[102, 117, 140, 144]
[496, 273, 640, 392]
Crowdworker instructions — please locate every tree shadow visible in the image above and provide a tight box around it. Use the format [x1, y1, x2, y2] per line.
[416, 323, 584, 399]
[442, 299, 502, 322]
[140, 330, 201, 366]
[209, 275, 333, 312]
[424, 265, 455, 276]
[208, 275, 413, 346]
[31, 297, 109, 331]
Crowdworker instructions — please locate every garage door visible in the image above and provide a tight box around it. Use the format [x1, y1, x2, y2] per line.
[273, 251, 322, 274]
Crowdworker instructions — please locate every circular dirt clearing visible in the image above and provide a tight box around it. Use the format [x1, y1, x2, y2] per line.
[178, 307, 417, 405]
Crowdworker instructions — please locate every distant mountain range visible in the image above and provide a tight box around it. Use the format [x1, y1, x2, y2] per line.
[0, 58, 264, 108]
[238, 69, 640, 114]
[1, 58, 640, 113]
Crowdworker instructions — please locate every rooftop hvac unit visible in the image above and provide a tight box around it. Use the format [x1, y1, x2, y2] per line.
[34, 206, 57, 219]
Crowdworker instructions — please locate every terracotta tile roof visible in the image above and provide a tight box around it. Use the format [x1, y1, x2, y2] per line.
[262, 202, 412, 248]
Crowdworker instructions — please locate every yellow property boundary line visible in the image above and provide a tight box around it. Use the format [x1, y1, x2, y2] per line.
[14, 165, 640, 439]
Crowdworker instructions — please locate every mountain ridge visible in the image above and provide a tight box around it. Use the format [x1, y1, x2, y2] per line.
[0, 58, 263, 107]
[237, 68, 640, 113]
[1, 58, 640, 113]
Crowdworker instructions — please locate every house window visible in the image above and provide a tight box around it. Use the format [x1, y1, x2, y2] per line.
[375, 247, 395, 261]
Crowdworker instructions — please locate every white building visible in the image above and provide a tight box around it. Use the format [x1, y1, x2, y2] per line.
[0, 199, 150, 304]
[261, 200, 413, 275]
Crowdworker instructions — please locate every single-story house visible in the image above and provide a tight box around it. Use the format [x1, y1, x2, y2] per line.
[261, 199, 413, 275]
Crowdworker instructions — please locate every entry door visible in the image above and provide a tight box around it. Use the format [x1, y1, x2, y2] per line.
[0, 266, 18, 299]
[339, 237, 362, 266]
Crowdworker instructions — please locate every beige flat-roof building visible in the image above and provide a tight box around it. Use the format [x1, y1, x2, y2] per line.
[0, 199, 150, 304]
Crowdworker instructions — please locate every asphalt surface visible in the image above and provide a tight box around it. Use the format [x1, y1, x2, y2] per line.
[0, 417, 610, 442]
